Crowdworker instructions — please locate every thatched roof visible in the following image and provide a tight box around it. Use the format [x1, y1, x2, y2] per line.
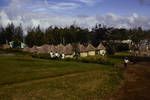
[79, 44, 88, 52]
[49, 45, 57, 52]
[37, 44, 51, 53]
[23, 47, 31, 52]
[86, 44, 96, 51]
[30, 46, 38, 53]
[97, 43, 106, 50]
[56, 44, 65, 54]
[64, 44, 74, 55]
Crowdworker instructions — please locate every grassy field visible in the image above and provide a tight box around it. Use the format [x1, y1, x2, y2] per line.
[0, 54, 123, 100]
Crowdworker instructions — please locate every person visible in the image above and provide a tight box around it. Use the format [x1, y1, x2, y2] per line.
[61, 53, 65, 59]
[124, 57, 129, 68]
[55, 52, 60, 59]
[49, 51, 54, 59]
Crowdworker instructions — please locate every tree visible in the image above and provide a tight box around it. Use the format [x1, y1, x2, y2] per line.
[0, 26, 6, 44]
[4, 23, 15, 43]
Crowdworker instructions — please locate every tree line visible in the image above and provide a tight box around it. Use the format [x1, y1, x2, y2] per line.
[0, 23, 150, 48]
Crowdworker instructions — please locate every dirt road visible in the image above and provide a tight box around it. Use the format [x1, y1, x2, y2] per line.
[110, 62, 150, 100]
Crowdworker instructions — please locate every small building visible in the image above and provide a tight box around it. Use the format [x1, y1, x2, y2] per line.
[37, 44, 51, 54]
[30, 46, 38, 53]
[86, 44, 96, 56]
[23, 47, 31, 52]
[79, 44, 88, 57]
[64, 44, 74, 58]
[122, 39, 132, 44]
[0, 44, 10, 49]
[56, 44, 65, 54]
[49, 45, 57, 53]
[9, 41, 26, 48]
[21, 42, 26, 48]
[96, 43, 106, 56]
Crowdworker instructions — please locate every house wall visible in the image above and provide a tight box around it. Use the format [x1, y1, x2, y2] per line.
[2, 44, 10, 49]
[65, 54, 74, 58]
[98, 50, 106, 56]
[88, 51, 95, 56]
[80, 52, 88, 57]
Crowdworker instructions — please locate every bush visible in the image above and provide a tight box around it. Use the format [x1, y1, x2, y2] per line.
[78, 56, 114, 65]
[115, 43, 129, 52]
[0, 48, 31, 55]
[106, 43, 129, 55]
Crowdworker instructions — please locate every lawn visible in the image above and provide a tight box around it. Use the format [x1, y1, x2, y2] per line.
[0, 55, 123, 100]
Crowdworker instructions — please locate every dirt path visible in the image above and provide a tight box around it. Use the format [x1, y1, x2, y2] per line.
[0, 70, 98, 88]
[109, 62, 150, 100]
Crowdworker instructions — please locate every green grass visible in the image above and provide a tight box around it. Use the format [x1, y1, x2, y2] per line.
[0, 54, 123, 100]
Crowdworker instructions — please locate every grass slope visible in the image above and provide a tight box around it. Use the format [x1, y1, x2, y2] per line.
[0, 55, 123, 100]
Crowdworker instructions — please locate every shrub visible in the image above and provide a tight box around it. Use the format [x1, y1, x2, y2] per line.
[78, 56, 114, 65]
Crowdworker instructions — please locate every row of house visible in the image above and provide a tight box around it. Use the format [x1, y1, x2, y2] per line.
[23, 43, 106, 58]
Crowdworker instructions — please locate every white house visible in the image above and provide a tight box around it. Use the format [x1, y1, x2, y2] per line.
[9, 41, 26, 48]
[79, 44, 88, 57]
[86, 44, 96, 56]
[64, 44, 74, 58]
[96, 43, 106, 56]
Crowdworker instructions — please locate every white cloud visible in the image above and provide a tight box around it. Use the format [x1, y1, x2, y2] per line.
[0, 11, 11, 27]
[48, 2, 80, 10]
[73, 0, 100, 5]
[0, 0, 150, 35]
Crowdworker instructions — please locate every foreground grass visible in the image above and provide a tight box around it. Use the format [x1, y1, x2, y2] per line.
[0, 55, 123, 100]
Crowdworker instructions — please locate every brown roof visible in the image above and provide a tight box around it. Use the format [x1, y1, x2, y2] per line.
[30, 46, 38, 53]
[97, 43, 106, 50]
[23, 47, 31, 52]
[64, 44, 74, 55]
[2, 44, 10, 49]
[49, 45, 57, 52]
[56, 44, 65, 54]
[79, 44, 88, 52]
[37, 44, 51, 53]
[86, 44, 96, 51]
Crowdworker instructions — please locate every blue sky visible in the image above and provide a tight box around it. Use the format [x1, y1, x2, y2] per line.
[0, 0, 150, 32]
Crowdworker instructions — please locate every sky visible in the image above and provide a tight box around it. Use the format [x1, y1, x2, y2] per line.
[0, 0, 150, 33]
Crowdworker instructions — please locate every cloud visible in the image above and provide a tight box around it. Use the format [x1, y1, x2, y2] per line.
[0, 11, 11, 27]
[73, 0, 100, 5]
[1, 9, 150, 31]
[0, 0, 150, 35]
[48, 2, 80, 10]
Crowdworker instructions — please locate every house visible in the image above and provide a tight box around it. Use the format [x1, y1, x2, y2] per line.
[86, 44, 96, 56]
[56, 44, 65, 54]
[23, 47, 31, 53]
[121, 39, 132, 44]
[30, 46, 38, 53]
[49, 45, 57, 53]
[0, 44, 10, 49]
[37, 44, 50, 54]
[79, 44, 88, 57]
[64, 44, 74, 58]
[23, 46, 37, 53]
[9, 41, 26, 48]
[96, 43, 106, 56]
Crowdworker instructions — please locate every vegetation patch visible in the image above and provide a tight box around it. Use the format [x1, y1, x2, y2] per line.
[0, 55, 123, 100]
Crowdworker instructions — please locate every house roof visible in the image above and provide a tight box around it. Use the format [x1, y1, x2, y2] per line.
[56, 44, 65, 54]
[49, 45, 57, 52]
[86, 44, 96, 51]
[97, 43, 106, 50]
[38, 44, 51, 53]
[64, 44, 74, 55]
[23, 47, 30, 52]
[79, 44, 88, 52]
[30, 46, 38, 53]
